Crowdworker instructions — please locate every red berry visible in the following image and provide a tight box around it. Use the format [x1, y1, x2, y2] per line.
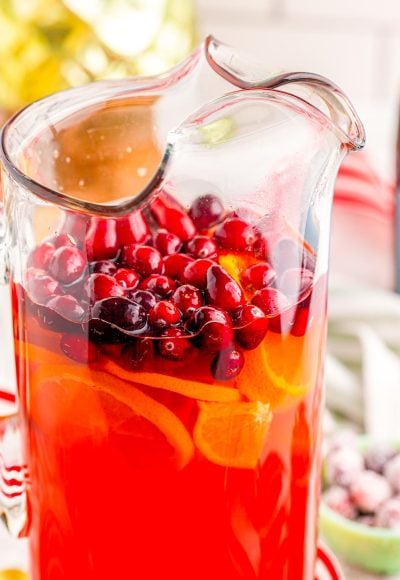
[190, 306, 234, 352]
[28, 242, 55, 269]
[234, 304, 268, 350]
[150, 191, 196, 241]
[157, 328, 192, 360]
[153, 230, 182, 256]
[251, 287, 291, 316]
[60, 334, 98, 364]
[50, 233, 76, 248]
[163, 253, 194, 280]
[241, 262, 276, 290]
[115, 268, 140, 290]
[84, 273, 124, 302]
[116, 210, 150, 246]
[47, 294, 85, 322]
[86, 218, 118, 261]
[49, 246, 87, 284]
[62, 212, 90, 240]
[128, 289, 158, 311]
[172, 284, 203, 316]
[186, 235, 218, 259]
[205, 264, 245, 312]
[323, 487, 356, 520]
[140, 274, 176, 297]
[211, 348, 244, 381]
[90, 260, 118, 275]
[27, 274, 61, 304]
[92, 297, 147, 333]
[121, 339, 153, 370]
[121, 245, 163, 278]
[290, 306, 311, 337]
[189, 194, 224, 230]
[181, 258, 214, 288]
[214, 218, 257, 251]
[149, 300, 181, 328]
[253, 235, 269, 260]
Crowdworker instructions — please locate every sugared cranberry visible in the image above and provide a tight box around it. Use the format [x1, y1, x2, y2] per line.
[128, 289, 157, 311]
[47, 294, 85, 322]
[172, 284, 203, 316]
[140, 274, 176, 297]
[115, 268, 140, 290]
[350, 470, 392, 513]
[384, 455, 400, 493]
[206, 264, 245, 312]
[366, 445, 397, 474]
[49, 245, 87, 284]
[50, 233, 76, 248]
[211, 348, 244, 381]
[323, 486, 356, 520]
[234, 304, 268, 350]
[325, 446, 364, 487]
[189, 194, 224, 230]
[376, 497, 400, 529]
[116, 210, 150, 246]
[251, 287, 291, 316]
[121, 339, 153, 370]
[190, 306, 234, 352]
[214, 218, 257, 251]
[241, 262, 276, 290]
[163, 253, 194, 280]
[278, 268, 313, 300]
[186, 236, 218, 260]
[92, 297, 147, 333]
[149, 300, 181, 328]
[181, 258, 214, 288]
[86, 218, 118, 261]
[150, 191, 196, 241]
[84, 273, 124, 302]
[28, 242, 55, 269]
[60, 334, 98, 364]
[27, 274, 61, 304]
[153, 230, 182, 256]
[121, 245, 163, 278]
[157, 328, 192, 360]
[90, 260, 118, 275]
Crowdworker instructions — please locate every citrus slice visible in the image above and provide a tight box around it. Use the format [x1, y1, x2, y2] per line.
[32, 365, 194, 469]
[99, 358, 241, 403]
[193, 400, 272, 469]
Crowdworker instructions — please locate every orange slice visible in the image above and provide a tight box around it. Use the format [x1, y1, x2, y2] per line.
[99, 358, 241, 403]
[193, 400, 272, 469]
[32, 365, 194, 469]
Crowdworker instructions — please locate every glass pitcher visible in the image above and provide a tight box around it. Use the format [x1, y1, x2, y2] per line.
[0, 36, 364, 580]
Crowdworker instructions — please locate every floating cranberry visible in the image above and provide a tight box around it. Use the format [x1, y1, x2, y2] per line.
[279, 268, 313, 300]
[27, 274, 61, 304]
[49, 245, 87, 284]
[84, 273, 124, 302]
[121, 245, 163, 278]
[158, 328, 193, 360]
[290, 307, 311, 337]
[153, 230, 182, 256]
[172, 284, 203, 316]
[86, 218, 118, 261]
[149, 300, 181, 328]
[163, 253, 194, 280]
[47, 294, 85, 323]
[251, 287, 291, 316]
[50, 233, 76, 248]
[211, 348, 244, 381]
[92, 297, 147, 333]
[241, 262, 276, 290]
[150, 191, 196, 241]
[186, 235, 218, 260]
[181, 258, 214, 288]
[90, 260, 118, 275]
[234, 304, 268, 350]
[116, 210, 150, 246]
[128, 289, 157, 311]
[214, 218, 257, 251]
[121, 339, 154, 370]
[189, 194, 224, 229]
[115, 268, 140, 290]
[190, 306, 234, 352]
[28, 241, 55, 269]
[60, 334, 98, 364]
[62, 212, 90, 240]
[253, 235, 269, 260]
[140, 274, 176, 298]
[206, 264, 245, 312]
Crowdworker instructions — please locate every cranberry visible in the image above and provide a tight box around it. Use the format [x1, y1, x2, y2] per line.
[60, 334, 98, 364]
[92, 297, 147, 334]
[62, 212, 90, 240]
[323, 486, 356, 520]
[234, 304, 268, 350]
[49, 246, 87, 284]
[121, 245, 163, 278]
[50, 233, 76, 248]
[278, 268, 313, 300]
[90, 260, 118, 275]
[153, 230, 182, 256]
[116, 210, 150, 246]
[365, 445, 397, 474]
[84, 273, 124, 302]
[241, 262, 277, 290]
[186, 235, 218, 260]
[190, 306, 234, 352]
[150, 191, 196, 241]
[205, 264, 245, 312]
[253, 235, 269, 260]
[290, 307, 311, 337]
[140, 274, 176, 297]
[214, 218, 257, 251]
[28, 241, 55, 269]
[384, 455, 400, 493]
[86, 218, 118, 261]
[157, 328, 192, 360]
[376, 498, 400, 529]
[149, 300, 181, 328]
[181, 258, 214, 288]
[325, 446, 364, 487]
[251, 287, 291, 316]
[211, 348, 244, 381]
[121, 339, 154, 370]
[172, 284, 203, 316]
[128, 289, 157, 311]
[189, 194, 224, 230]
[350, 471, 392, 513]
[47, 294, 85, 322]
[163, 253, 194, 280]
[115, 268, 140, 290]
[27, 274, 61, 304]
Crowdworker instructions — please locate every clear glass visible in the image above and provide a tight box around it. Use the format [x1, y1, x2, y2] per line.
[0, 37, 364, 580]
